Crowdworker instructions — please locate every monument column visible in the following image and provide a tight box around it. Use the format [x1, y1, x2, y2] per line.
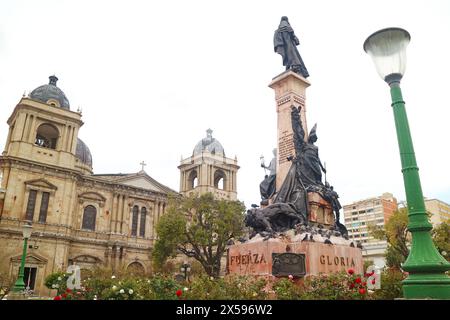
[269, 70, 310, 191]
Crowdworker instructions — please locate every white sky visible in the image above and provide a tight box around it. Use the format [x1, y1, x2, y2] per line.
[1, 0, 449, 208]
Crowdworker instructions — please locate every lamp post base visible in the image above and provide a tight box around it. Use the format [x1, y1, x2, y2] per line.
[403, 274, 450, 299]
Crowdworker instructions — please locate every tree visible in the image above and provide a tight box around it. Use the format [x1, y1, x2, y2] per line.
[152, 193, 246, 278]
[432, 222, 450, 261]
[368, 208, 409, 268]
[368, 208, 449, 268]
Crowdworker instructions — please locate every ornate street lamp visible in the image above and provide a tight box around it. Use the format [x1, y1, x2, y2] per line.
[364, 27, 450, 299]
[180, 261, 191, 282]
[12, 221, 33, 293]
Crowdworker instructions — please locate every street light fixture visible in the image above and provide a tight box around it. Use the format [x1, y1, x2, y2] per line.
[180, 261, 191, 282]
[12, 221, 33, 293]
[364, 27, 450, 299]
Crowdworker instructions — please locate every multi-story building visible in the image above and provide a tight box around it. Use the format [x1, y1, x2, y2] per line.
[425, 199, 450, 226]
[0, 76, 176, 296]
[343, 192, 398, 268]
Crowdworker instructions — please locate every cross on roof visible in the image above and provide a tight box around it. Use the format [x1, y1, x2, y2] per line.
[140, 161, 147, 171]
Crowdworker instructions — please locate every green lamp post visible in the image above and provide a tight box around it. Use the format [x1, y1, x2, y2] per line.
[12, 221, 33, 293]
[364, 27, 450, 299]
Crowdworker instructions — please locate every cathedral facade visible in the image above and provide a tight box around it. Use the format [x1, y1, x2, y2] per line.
[0, 76, 175, 296]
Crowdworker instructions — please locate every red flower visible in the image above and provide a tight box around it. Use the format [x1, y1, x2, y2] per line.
[176, 289, 182, 297]
[347, 268, 354, 275]
[359, 288, 366, 295]
[61, 293, 67, 298]
[53, 296, 61, 300]
[371, 279, 376, 285]
[362, 282, 367, 286]
[355, 277, 361, 284]
[66, 288, 72, 293]
[349, 283, 355, 289]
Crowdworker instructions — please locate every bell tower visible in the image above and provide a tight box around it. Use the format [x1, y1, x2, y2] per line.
[178, 129, 239, 200]
[3, 76, 84, 171]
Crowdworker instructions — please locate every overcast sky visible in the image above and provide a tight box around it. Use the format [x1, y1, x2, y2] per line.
[1, 0, 449, 208]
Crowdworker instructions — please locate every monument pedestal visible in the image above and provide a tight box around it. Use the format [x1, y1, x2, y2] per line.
[269, 71, 310, 192]
[227, 235, 363, 279]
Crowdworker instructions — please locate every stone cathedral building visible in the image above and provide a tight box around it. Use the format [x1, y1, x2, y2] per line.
[0, 76, 176, 295]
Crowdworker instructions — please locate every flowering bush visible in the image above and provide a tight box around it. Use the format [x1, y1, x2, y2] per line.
[371, 268, 406, 300]
[45, 266, 404, 300]
[53, 287, 87, 300]
[182, 275, 268, 300]
[44, 271, 68, 295]
[272, 277, 303, 300]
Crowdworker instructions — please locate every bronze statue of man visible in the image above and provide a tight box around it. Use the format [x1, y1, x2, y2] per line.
[274, 16, 309, 78]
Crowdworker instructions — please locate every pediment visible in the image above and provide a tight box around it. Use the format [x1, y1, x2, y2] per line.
[116, 172, 175, 194]
[72, 255, 102, 264]
[121, 176, 164, 192]
[78, 191, 106, 202]
[11, 253, 48, 264]
[24, 178, 57, 190]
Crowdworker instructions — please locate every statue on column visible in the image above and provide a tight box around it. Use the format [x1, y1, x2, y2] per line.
[274, 16, 309, 78]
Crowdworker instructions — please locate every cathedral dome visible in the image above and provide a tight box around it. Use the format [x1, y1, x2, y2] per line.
[76, 138, 93, 167]
[29, 75, 70, 110]
[193, 129, 225, 156]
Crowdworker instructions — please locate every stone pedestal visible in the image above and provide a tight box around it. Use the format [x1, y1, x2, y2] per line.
[227, 236, 363, 279]
[269, 71, 310, 192]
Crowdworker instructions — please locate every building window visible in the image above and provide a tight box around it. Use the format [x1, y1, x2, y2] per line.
[131, 205, 139, 236]
[139, 207, 147, 237]
[38, 192, 50, 223]
[25, 190, 38, 221]
[35, 123, 59, 149]
[81, 205, 96, 231]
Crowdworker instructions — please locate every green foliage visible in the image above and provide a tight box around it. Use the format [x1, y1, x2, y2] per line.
[272, 278, 303, 300]
[145, 275, 181, 300]
[43, 268, 405, 300]
[153, 193, 246, 277]
[368, 209, 409, 268]
[432, 222, 450, 261]
[300, 271, 372, 300]
[44, 271, 68, 294]
[182, 275, 268, 300]
[372, 268, 406, 300]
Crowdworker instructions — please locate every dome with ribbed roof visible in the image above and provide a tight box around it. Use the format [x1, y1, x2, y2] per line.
[75, 138, 93, 167]
[193, 129, 225, 156]
[29, 75, 70, 109]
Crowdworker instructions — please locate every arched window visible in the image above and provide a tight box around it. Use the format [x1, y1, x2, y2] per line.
[188, 170, 198, 189]
[131, 205, 139, 236]
[127, 262, 145, 276]
[214, 170, 226, 190]
[35, 123, 59, 149]
[139, 207, 147, 237]
[82, 205, 96, 231]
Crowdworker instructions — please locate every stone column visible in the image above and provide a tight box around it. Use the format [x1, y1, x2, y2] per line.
[269, 70, 310, 191]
